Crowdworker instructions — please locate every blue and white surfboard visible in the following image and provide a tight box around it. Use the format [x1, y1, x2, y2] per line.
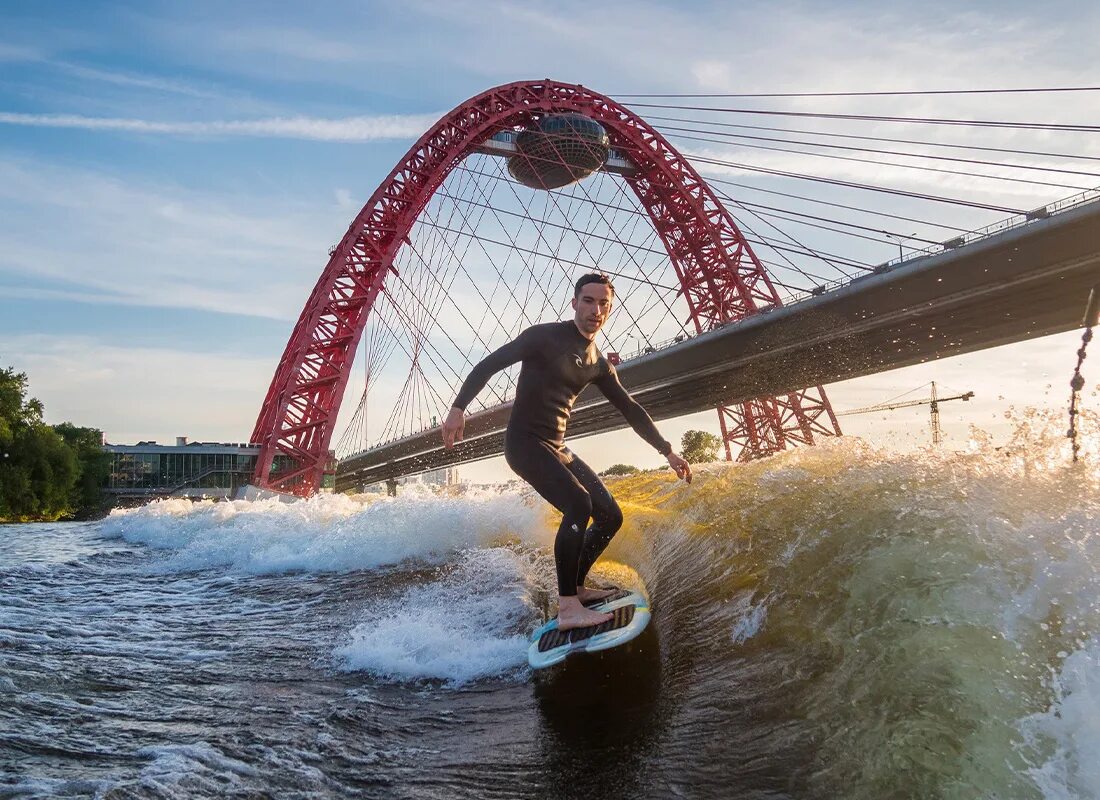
[528, 588, 651, 669]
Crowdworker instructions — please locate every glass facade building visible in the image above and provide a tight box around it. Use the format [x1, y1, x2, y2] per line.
[104, 442, 319, 499]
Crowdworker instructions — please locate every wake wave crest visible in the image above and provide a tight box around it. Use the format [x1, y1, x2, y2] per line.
[98, 488, 548, 575]
[602, 426, 1100, 800]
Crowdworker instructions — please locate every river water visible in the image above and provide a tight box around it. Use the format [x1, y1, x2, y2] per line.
[2, 422, 1098, 799]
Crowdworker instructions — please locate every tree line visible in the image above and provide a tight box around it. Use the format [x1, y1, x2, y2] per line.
[0, 367, 110, 522]
[599, 429, 722, 477]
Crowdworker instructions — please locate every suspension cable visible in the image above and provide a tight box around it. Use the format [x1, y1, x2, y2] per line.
[615, 86, 1100, 98]
[700, 173, 971, 232]
[686, 152, 1024, 213]
[645, 115, 1100, 164]
[654, 124, 1100, 183]
[726, 194, 861, 281]
[667, 131, 1093, 192]
[625, 102, 1100, 133]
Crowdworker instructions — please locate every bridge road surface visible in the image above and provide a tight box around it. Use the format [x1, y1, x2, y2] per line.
[336, 196, 1100, 491]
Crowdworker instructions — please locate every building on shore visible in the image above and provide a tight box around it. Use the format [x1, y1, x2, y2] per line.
[356, 466, 460, 496]
[103, 437, 333, 504]
[418, 466, 460, 488]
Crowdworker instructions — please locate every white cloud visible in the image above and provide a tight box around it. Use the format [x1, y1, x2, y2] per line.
[1, 331, 400, 450]
[334, 188, 355, 210]
[0, 158, 348, 319]
[52, 62, 226, 99]
[1, 334, 272, 443]
[690, 61, 734, 91]
[0, 42, 224, 98]
[120, 5, 445, 85]
[207, 26, 380, 66]
[0, 42, 41, 61]
[0, 111, 439, 142]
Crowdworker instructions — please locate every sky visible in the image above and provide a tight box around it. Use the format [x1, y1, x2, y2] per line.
[1, 0, 1098, 483]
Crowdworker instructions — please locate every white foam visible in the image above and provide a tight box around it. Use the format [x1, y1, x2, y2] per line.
[335, 547, 541, 685]
[1022, 639, 1100, 799]
[98, 488, 547, 575]
[136, 742, 259, 778]
[106, 742, 263, 797]
[2, 777, 111, 798]
[730, 593, 769, 645]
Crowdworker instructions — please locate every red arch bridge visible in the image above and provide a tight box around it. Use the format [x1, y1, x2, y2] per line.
[244, 80, 1100, 496]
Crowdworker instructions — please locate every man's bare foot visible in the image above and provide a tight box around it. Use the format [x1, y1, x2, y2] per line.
[557, 595, 613, 631]
[577, 585, 618, 605]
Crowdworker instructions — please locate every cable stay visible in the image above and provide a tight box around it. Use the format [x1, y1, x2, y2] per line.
[687, 153, 1026, 213]
[646, 115, 1100, 164]
[654, 124, 1100, 182]
[625, 102, 1100, 133]
[614, 86, 1100, 98]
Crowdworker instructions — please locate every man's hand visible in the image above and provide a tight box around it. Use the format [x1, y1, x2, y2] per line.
[667, 451, 692, 484]
[442, 406, 465, 449]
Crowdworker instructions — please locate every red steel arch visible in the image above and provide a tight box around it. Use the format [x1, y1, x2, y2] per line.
[251, 79, 840, 495]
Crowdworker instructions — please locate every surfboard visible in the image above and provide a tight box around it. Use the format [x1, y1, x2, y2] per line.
[527, 587, 651, 669]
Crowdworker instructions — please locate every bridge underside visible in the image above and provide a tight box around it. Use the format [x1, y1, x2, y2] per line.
[337, 198, 1100, 491]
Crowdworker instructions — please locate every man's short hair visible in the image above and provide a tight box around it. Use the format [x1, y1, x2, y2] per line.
[574, 272, 615, 298]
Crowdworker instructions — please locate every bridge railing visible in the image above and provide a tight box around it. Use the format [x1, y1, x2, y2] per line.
[873, 186, 1100, 273]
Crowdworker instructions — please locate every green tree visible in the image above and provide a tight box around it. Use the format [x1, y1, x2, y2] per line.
[600, 463, 639, 477]
[0, 368, 40, 519]
[681, 429, 722, 464]
[0, 366, 41, 440]
[54, 422, 111, 519]
[0, 367, 81, 521]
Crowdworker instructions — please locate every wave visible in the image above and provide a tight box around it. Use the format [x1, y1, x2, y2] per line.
[91, 411, 1100, 796]
[602, 427, 1100, 799]
[335, 547, 541, 685]
[98, 487, 548, 575]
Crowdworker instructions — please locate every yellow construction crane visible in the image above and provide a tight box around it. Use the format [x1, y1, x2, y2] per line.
[839, 382, 974, 445]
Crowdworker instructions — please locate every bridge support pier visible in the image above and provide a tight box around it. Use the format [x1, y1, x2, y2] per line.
[385, 478, 398, 497]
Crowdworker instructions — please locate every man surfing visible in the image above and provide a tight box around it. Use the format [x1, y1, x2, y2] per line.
[442, 273, 692, 631]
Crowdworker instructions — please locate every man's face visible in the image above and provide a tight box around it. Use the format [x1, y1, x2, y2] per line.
[571, 281, 614, 337]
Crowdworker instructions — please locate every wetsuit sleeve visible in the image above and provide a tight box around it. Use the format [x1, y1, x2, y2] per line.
[452, 328, 537, 411]
[594, 361, 673, 456]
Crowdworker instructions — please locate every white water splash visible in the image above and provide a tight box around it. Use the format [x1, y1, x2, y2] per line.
[335, 547, 541, 684]
[1022, 640, 1100, 799]
[98, 488, 548, 575]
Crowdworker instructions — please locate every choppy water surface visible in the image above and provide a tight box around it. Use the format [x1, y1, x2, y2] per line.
[2, 423, 1099, 799]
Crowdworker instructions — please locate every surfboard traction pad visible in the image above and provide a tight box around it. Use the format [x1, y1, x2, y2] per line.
[537, 604, 636, 652]
[582, 587, 632, 608]
[527, 588, 650, 668]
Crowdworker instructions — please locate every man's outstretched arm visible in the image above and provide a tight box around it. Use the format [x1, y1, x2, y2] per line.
[442, 330, 534, 448]
[595, 363, 692, 483]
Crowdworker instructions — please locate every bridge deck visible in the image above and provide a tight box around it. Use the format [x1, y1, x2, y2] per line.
[337, 196, 1100, 491]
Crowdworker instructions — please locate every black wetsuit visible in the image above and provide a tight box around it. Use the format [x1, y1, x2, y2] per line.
[453, 321, 671, 596]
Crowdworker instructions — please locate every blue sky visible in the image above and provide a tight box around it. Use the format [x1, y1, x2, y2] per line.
[1, 0, 1098, 480]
